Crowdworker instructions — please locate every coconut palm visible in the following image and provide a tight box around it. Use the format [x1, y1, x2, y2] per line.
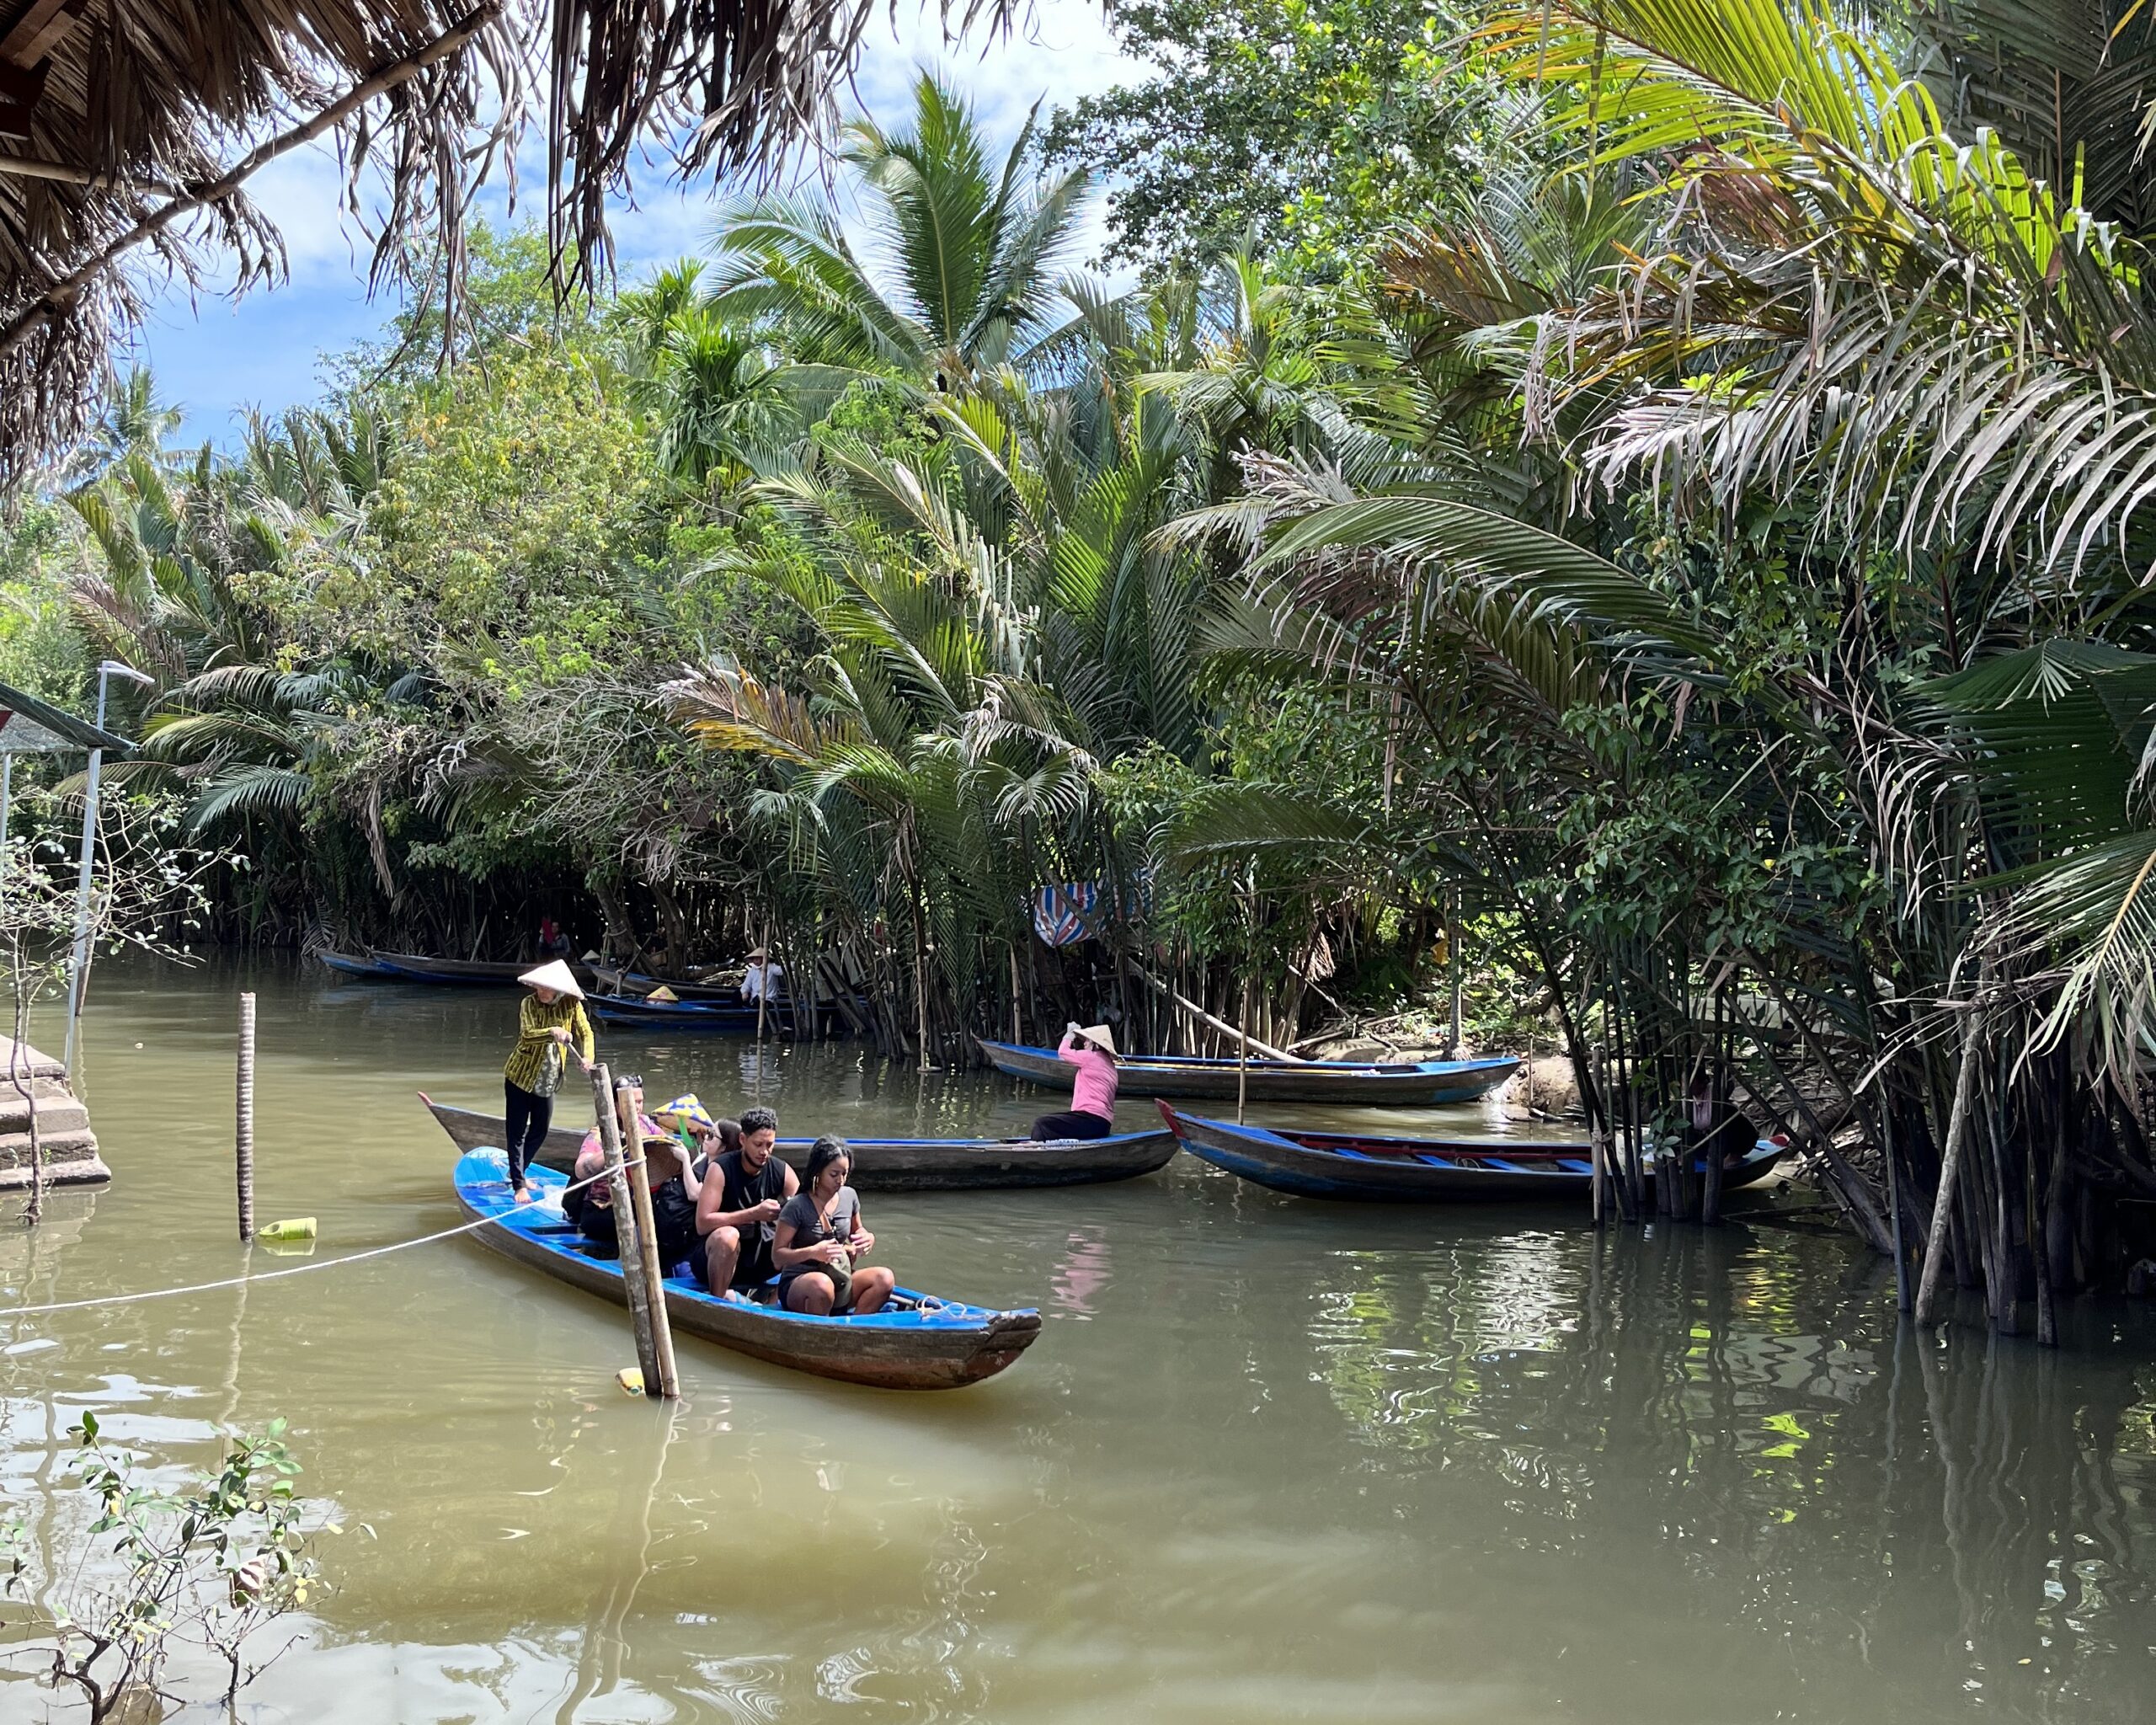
[707, 72, 1091, 388]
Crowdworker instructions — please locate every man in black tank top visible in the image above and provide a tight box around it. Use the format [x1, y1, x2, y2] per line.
[695, 1105, 798, 1299]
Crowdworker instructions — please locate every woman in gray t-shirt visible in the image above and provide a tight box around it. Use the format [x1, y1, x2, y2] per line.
[773, 1137, 896, 1315]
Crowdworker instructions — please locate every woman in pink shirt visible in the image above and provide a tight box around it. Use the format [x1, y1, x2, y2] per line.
[1030, 1023, 1120, 1140]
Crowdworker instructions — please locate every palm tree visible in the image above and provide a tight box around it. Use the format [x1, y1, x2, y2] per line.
[707, 72, 1091, 389]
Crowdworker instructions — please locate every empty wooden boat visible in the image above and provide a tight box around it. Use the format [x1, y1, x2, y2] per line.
[452, 1151, 1041, 1389]
[316, 948, 400, 979]
[421, 1094, 1179, 1191]
[977, 1038, 1520, 1105]
[588, 994, 772, 1033]
[1159, 1104, 1787, 1202]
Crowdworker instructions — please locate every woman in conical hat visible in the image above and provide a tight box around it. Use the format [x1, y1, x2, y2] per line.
[1029, 1022, 1120, 1142]
[502, 959, 595, 1202]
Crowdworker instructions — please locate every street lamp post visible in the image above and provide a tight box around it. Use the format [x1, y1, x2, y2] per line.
[61, 660, 153, 1074]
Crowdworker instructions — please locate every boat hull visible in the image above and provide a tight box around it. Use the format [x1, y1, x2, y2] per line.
[1162, 1107, 1786, 1203]
[452, 1152, 1040, 1389]
[317, 949, 399, 979]
[589, 996, 772, 1033]
[422, 1096, 1178, 1191]
[976, 1039, 1519, 1104]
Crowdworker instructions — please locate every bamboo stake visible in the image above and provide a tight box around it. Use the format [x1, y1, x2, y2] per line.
[1916, 1010, 1984, 1327]
[236, 993, 256, 1243]
[1448, 890, 1464, 1058]
[617, 1091, 680, 1401]
[589, 1065, 659, 1391]
[1236, 980, 1251, 1125]
[1131, 967, 1301, 1062]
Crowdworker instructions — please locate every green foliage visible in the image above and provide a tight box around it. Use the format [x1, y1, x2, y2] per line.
[3, 1415, 327, 1717]
[1045, 0, 1504, 275]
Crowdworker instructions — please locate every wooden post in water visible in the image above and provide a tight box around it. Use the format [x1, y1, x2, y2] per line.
[753, 924, 771, 1099]
[236, 992, 256, 1242]
[1448, 891, 1464, 1058]
[1236, 976, 1251, 1125]
[590, 1064, 660, 1392]
[616, 1087, 680, 1400]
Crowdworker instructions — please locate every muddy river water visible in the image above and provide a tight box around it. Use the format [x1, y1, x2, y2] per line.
[0, 954, 2153, 1722]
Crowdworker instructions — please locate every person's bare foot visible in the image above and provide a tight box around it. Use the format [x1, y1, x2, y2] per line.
[514, 1184, 536, 1204]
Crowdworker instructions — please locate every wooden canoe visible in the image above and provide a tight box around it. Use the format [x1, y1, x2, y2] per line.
[451, 1151, 1041, 1390]
[1160, 1104, 1788, 1202]
[420, 1094, 1179, 1191]
[588, 995, 774, 1033]
[317, 948, 400, 979]
[977, 1038, 1521, 1105]
[372, 952, 597, 987]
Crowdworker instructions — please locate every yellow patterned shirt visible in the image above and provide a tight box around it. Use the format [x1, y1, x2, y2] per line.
[504, 992, 595, 1091]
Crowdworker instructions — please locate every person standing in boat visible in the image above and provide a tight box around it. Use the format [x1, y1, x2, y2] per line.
[739, 946, 785, 1004]
[504, 959, 595, 1204]
[1029, 1023, 1119, 1141]
[774, 1138, 894, 1316]
[695, 1104, 798, 1301]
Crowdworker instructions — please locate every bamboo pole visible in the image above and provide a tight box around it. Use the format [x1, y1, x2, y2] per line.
[1448, 891, 1464, 1058]
[1916, 1010, 1984, 1327]
[1236, 980, 1251, 1125]
[589, 1065, 660, 1391]
[236, 993, 256, 1242]
[1131, 967, 1301, 1062]
[617, 1089, 680, 1401]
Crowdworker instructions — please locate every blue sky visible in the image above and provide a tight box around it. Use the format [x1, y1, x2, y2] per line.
[126, 2, 1142, 446]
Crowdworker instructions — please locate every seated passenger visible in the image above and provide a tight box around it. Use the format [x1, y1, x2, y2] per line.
[695, 1105, 796, 1301]
[655, 1093, 725, 1162]
[773, 1137, 894, 1316]
[563, 1074, 696, 1266]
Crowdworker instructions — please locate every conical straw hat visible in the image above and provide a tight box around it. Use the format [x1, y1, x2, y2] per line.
[1077, 1023, 1118, 1057]
[517, 959, 584, 999]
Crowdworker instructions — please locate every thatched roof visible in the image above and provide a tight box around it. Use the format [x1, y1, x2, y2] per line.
[0, 0, 1012, 486]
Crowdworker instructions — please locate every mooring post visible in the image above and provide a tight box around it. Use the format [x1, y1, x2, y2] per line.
[236, 992, 256, 1242]
[616, 1087, 680, 1400]
[590, 1063, 660, 1392]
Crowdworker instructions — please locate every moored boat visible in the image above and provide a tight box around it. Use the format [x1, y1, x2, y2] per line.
[1159, 1104, 1787, 1202]
[588, 994, 773, 1033]
[421, 1094, 1180, 1191]
[451, 1151, 1041, 1389]
[317, 948, 400, 979]
[977, 1038, 1520, 1105]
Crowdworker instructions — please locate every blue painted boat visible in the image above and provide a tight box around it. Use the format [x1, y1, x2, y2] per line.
[977, 1038, 1520, 1105]
[424, 1095, 1178, 1190]
[589, 994, 772, 1033]
[1161, 1105, 1787, 1203]
[451, 1151, 1043, 1389]
[317, 948, 400, 979]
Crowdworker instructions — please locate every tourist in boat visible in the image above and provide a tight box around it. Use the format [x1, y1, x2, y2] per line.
[695, 1103, 798, 1301]
[655, 1092, 726, 1162]
[774, 1138, 894, 1316]
[504, 959, 595, 1203]
[1028, 1022, 1119, 1141]
[739, 946, 785, 1004]
[562, 1076, 701, 1266]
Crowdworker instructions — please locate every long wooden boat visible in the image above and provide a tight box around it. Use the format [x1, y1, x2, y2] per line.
[588, 994, 774, 1033]
[452, 1151, 1040, 1389]
[976, 1038, 1520, 1105]
[1160, 1104, 1787, 1202]
[372, 952, 589, 987]
[421, 1094, 1179, 1191]
[317, 948, 400, 979]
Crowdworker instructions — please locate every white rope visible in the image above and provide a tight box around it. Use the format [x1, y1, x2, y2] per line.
[0, 1165, 615, 1321]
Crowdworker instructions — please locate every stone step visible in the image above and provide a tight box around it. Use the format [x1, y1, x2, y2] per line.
[0, 1130, 98, 1167]
[0, 1096, 88, 1136]
[0, 1037, 66, 1083]
[0, 1150, 110, 1191]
